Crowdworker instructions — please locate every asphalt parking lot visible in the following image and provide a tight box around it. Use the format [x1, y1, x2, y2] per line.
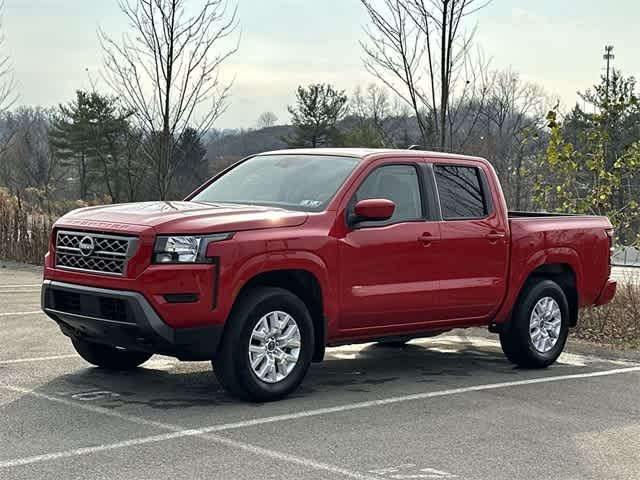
[1, 263, 639, 480]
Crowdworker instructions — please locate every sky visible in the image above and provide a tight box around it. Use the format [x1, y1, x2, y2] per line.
[3, 0, 640, 129]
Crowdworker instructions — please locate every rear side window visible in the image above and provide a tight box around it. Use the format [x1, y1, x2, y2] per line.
[434, 165, 487, 219]
[355, 164, 423, 223]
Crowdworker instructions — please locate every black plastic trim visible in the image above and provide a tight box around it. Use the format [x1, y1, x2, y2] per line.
[41, 280, 223, 361]
[420, 163, 442, 221]
[164, 293, 199, 304]
[211, 258, 220, 310]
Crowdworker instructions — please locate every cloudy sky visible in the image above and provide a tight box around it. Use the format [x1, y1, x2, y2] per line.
[3, 0, 640, 128]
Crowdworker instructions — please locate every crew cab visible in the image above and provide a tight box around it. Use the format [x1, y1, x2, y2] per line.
[41, 148, 617, 401]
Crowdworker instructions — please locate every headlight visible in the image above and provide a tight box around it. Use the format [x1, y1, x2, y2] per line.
[153, 233, 234, 264]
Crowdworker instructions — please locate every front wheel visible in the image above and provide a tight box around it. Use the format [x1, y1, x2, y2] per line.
[213, 287, 314, 402]
[499, 279, 570, 368]
[71, 338, 152, 370]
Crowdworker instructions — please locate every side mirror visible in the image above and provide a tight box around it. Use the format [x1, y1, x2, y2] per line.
[353, 198, 396, 223]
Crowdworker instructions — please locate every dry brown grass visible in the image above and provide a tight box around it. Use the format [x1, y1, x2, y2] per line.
[0, 190, 55, 264]
[574, 279, 640, 349]
[0, 189, 108, 264]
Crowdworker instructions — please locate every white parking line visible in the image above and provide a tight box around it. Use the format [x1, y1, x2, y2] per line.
[177, 365, 640, 433]
[0, 382, 378, 479]
[0, 284, 41, 288]
[0, 365, 639, 471]
[0, 432, 192, 469]
[0, 428, 379, 479]
[0, 355, 76, 365]
[0, 311, 42, 317]
[0, 290, 42, 294]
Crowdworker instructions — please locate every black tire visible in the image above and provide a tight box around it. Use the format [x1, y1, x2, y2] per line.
[499, 279, 570, 368]
[213, 287, 314, 402]
[71, 338, 152, 370]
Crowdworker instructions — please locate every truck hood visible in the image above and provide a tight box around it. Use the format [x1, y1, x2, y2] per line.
[58, 201, 308, 234]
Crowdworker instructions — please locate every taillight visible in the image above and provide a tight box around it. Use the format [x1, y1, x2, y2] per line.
[605, 228, 614, 275]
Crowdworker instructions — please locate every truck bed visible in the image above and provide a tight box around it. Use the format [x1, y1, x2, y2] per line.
[505, 211, 612, 310]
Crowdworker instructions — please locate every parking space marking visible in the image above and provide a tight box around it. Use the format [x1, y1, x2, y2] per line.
[369, 464, 457, 479]
[0, 383, 184, 430]
[168, 365, 640, 433]
[1, 366, 639, 471]
[0, 354, 179, 367]
[0, 311, 42, 317]
[0, 290, 42, 294]
[71, 390, 121, 401]
[0, 382, 379, 479]
[0, 429, 380, 480]
[0, 355, 76, 365]
[198, 433, 381, 480]
[0, 431, 191, 469]
[0, 284, 41, 288]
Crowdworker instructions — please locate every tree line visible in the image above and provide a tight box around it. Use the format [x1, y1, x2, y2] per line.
[0, 0, 639, 245]
[1, 0, 236, 208]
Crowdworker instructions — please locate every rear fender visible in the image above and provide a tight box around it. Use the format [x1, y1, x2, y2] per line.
[494, 247, 582, 325]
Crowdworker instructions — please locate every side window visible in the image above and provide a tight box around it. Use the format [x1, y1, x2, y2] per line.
[434, 165, 487, 220]
[355, 164, 423, 223]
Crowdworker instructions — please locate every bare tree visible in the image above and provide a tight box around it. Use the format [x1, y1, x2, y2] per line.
[100, 0, 239, 199]
[360, 0, 492, 150]
[122, 128, 149, 202]
[0, 0, 15, 114]
[349, 84, 395, 146]
[256, 111, 278, 129]
[475, 70, 550, 208]
[0, 108, 62, 212]
[352, 84, 390, 127]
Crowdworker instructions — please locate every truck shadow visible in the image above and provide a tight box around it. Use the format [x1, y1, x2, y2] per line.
[29, 339, 530, 409]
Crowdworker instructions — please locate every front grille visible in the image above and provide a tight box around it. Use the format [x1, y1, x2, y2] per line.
[47, 289, 135, 323]
[55, 230, 137, 276]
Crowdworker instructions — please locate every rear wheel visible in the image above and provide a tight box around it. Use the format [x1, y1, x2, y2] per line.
[213, 287, 314, 402]
[499, 279, 569, 368]
[71, 338, 152, 370]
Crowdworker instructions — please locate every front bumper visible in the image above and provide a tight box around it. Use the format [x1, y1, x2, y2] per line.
[41, 280, 223, 360]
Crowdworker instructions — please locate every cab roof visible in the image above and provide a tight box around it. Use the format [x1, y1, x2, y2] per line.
[259, 147, 487, 164]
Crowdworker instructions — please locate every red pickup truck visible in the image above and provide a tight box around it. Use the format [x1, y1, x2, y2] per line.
[42, 148, 617, 401]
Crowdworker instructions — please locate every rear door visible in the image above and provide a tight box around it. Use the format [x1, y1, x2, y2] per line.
[432, 162, 509, 321]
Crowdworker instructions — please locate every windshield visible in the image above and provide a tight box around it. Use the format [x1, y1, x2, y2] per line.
[191, 154, 360, 211]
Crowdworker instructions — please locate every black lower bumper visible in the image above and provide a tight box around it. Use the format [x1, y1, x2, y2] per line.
[41, 280, 223, 361]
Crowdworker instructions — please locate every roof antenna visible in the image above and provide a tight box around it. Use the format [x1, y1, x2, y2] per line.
[408, 145, 423, 150]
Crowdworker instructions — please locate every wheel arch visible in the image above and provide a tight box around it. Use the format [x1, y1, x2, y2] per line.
[494, 247, 582, 329]
[229, 263, 329, 362]
[525, 263, 578, 326]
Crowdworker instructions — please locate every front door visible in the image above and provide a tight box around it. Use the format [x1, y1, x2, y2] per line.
[337, 162, 442, 335]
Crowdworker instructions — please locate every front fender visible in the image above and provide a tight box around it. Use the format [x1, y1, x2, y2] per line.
[218, 250, 337, 334]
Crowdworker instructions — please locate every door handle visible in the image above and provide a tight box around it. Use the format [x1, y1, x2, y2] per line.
[418, 232, 434, 247]
[486, 231, 506, 242]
